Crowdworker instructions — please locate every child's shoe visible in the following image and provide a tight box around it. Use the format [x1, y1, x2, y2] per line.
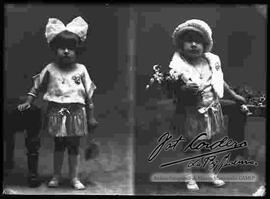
[252, 185, 265, 196]
[71, 178, 85, 190]
[185, 173, 199, 191]
[209, 173, 225, 187]
[186, 179, 200, 191]
[48, 176, 60, 187]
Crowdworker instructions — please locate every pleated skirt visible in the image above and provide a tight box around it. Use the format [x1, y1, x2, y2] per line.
[45, 102, 88, 137]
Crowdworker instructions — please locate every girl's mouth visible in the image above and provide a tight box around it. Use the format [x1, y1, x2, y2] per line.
[191, 47, 203, 53]
[190, 48, 199, 52]
[62, 56, 71, 60]
[61, 57, 73, 63]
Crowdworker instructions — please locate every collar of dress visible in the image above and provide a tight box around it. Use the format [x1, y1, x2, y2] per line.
[169, 51, 224, 98]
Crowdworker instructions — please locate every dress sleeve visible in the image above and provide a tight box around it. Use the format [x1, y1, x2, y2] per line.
[27, 65, 49, 97]
[81, 65, 97, 103]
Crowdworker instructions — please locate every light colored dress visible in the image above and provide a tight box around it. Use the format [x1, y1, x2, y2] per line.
[169, 52, 225, 141]
[27, 63, 96, 137]
[28, 63, 96, 105]
[183, 59, 224, 140]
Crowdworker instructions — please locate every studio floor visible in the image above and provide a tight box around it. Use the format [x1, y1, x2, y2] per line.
[3, 113, 266, 196]
[3, 119, 133, 195]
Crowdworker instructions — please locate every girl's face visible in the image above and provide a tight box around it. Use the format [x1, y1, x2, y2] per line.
[181, 31, 205, 59]
[56, 45, 77, 66]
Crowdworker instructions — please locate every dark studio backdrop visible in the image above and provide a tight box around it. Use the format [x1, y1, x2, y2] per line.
[133, 4, 266, 194]
[4, 4, 133, 194]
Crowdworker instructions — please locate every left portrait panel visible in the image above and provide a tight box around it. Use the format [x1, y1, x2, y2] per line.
[3, 4, 133, 195]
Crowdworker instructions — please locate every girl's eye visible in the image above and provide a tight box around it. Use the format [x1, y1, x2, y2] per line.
[67, 46, 76, 50]
[58, 44, 76, 51]
[60, 47, 74, 51]
[187, 37, 199, 42]
[183, 33, 204, 43]
[184, 36, 195, 42]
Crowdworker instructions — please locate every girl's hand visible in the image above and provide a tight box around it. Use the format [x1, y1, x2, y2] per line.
[17, 102, 31, 111]
[88, 118, 98, 129]
[185, 82, 200, 92]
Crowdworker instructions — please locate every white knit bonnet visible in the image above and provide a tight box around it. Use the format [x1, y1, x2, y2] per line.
[172, 19, 213, 52]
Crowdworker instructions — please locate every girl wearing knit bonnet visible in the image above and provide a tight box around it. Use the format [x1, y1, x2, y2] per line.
[18, 16, 98, 190]
[170, 19, 226, 191]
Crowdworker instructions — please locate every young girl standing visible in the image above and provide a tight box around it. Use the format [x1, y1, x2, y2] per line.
[18, 16, 98, 190]
[169, 19, 226, 191]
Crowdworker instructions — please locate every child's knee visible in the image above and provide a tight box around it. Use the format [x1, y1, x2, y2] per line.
[54, 137, 65, 152]
[67, 137, 81, 155]
[67, 146, 80, 155]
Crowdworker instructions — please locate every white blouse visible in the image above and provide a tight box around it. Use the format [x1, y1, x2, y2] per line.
[28, 63, 96, 105]
[169, 51, 224, 98]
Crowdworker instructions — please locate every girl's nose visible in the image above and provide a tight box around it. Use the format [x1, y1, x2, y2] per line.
[191, 42, 197, 48]
[64, 48, 69, 54]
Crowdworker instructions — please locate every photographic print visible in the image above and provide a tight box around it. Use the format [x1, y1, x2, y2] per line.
[3, 4, 133, 195]
[134, 4, 266, 196]
[2, 3, 267, 196]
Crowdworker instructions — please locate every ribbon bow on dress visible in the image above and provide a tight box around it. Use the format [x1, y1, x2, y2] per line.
[45, 16, 88, 43]
[57, 107, 71, 137]
[197, 101, 219, 140]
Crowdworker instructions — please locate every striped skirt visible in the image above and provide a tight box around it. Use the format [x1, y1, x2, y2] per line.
[45, 102, 88, 137]
[184, 99, 225, 140]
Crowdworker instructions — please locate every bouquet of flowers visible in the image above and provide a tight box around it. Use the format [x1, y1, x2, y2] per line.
[146, 64, 183, 98]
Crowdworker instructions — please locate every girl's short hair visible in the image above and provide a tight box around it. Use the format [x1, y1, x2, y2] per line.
[49, 30, 85, 55]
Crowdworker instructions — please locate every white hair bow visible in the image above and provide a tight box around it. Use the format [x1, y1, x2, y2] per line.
[45, 16, 88, 43]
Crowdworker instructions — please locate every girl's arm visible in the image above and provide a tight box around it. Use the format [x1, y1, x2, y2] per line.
[18, 66, 49, 111]
[224, 81, 246, 104]
[81, 66, 98, 128]
[27, 68, 49, 99]
[81, 66, 97, 107]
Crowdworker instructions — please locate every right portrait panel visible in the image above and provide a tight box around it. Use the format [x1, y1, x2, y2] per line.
[134, 4, 266, 196]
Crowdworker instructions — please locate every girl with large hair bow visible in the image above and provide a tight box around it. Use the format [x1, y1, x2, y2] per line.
[18, 16, 98, 190]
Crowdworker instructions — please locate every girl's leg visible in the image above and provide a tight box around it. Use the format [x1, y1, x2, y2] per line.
[201, 139, 225, 187]
[183, 149, 200, 191]
[48, 137, 65, 187]
[207, 166, 225, 187]
[184, 163, 199, 190]
[68, 154, 80, 180]
[67, 137, 85, 190]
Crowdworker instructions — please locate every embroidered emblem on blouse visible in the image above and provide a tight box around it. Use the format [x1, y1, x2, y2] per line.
[72, 74, 81, 85]
[215, 63, 220, 70]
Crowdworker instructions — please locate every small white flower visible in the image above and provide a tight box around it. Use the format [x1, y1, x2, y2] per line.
[169, 69, 183, 81]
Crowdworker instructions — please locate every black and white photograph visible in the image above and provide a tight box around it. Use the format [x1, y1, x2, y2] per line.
[3, 3, 267, 196]
[3, 4, 133, 195]
[134, 4, 266, 196]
